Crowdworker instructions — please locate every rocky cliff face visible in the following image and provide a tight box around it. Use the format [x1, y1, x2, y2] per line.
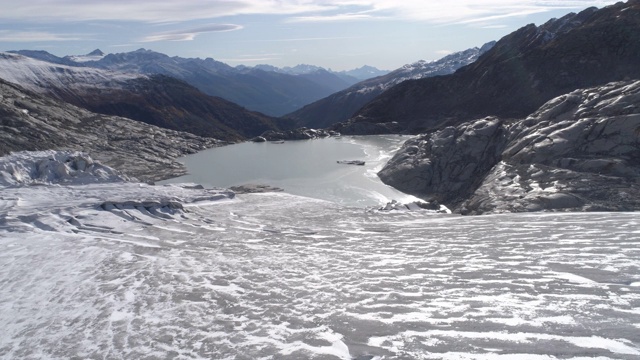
[379, 80, 640, 214]
[378, 117, 509, 207]
[347, 0, 640, 134]
[0, 79, 220, 182]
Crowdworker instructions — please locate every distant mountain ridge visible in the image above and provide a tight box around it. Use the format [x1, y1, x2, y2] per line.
[13, 48, 383, 117]
[82, 49, 383, 116]
[339, 0, 640, 134]
[66, 49, 106, 63]
[286, 41, 496, 129]
[340, 65, 390, 80]
[0, 52, 291, 141]
[251, 63, 389, 81]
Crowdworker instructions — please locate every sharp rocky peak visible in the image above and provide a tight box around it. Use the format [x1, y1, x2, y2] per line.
[87, 49, 104, 56]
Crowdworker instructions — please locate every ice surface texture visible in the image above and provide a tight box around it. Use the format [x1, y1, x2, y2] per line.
[1, 152, 639, 359]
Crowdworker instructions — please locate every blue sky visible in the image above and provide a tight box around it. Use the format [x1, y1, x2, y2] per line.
[0, 1, 619, 71]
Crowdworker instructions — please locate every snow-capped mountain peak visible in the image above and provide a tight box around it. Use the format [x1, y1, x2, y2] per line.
[65, 48, 107, 63]
[0, 52, 142, 94]
[352, 41, 496, 95]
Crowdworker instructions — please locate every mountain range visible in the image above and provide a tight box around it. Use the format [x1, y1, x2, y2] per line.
[336, 1, 640, 134]
[11, 48, 385, 117]
[251, 63, 389, 81]
[370, 0, 640, 213]
[286, 41, 495, 129]
[0, 52, 289, 141]
[3, 42, 491, 142]
[1, 0, 639, 214]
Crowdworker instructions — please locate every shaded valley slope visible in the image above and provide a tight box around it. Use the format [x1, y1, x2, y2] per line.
[286, 42, 495, 129]
[0, 52, 292, 141]
[0, 78, 220, 182]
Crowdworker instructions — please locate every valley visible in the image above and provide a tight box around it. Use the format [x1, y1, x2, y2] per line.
[1, 0, 640, 359]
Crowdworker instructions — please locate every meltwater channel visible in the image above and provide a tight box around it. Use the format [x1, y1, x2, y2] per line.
[160, 135, 421, 207]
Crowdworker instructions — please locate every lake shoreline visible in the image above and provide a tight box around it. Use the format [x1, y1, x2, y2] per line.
[159, 135, 420, 207]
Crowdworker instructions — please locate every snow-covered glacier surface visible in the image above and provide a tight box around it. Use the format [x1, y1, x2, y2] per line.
[1, 154, 639, 359]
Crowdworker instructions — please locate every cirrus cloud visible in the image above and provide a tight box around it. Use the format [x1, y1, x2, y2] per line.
[141, 24, 243, 42]
[0, 30, 86, 42]
[2, 1, 619, 25]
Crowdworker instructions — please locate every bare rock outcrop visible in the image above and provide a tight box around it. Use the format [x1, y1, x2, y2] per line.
[0, 79, 220, 182]
[379, 80, 640, 214]
[378, 117, 509, 207]
[461, 80, 640, 214]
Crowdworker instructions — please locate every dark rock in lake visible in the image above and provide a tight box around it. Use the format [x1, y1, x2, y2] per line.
[379, 80, 640, 214]
[337, 160, 365, 166]
[229, 184, 284, 194]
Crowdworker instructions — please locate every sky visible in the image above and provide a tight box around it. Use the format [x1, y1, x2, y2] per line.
[0, 0, 620, 71]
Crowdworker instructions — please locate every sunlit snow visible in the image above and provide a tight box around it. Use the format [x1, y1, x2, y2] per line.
[0, 52, 142, 94]
[1, 151, 639, 359]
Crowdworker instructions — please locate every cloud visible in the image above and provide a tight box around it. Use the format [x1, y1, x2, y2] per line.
[3, 1, 619, 24]
[1, 0, 329, 23]
[479, 24, 510, 29]
[0, 30, 85, 42]
[287, 12, 376, 23]
[141, 24, 243, 42]
[248, 36, 362, 42]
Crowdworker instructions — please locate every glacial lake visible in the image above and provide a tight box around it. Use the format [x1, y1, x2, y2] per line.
[160, 135, 422, 207]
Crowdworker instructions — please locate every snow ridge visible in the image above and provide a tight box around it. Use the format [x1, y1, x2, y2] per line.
[350, 41, 496, 96]
[0, 151, 129, 187]
[0, 52, 142, 94]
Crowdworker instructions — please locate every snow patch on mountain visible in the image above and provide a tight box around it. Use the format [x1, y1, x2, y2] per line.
[65, 49, 106, 63]
[351, 42, 496, 95]
[251, 63, 388, 81]
[0, 52, 142, 93]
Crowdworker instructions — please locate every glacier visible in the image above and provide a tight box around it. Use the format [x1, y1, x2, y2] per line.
[0, 151, 639, 359]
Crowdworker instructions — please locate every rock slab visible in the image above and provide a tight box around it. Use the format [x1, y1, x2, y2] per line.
[379, 80, 640, 214]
